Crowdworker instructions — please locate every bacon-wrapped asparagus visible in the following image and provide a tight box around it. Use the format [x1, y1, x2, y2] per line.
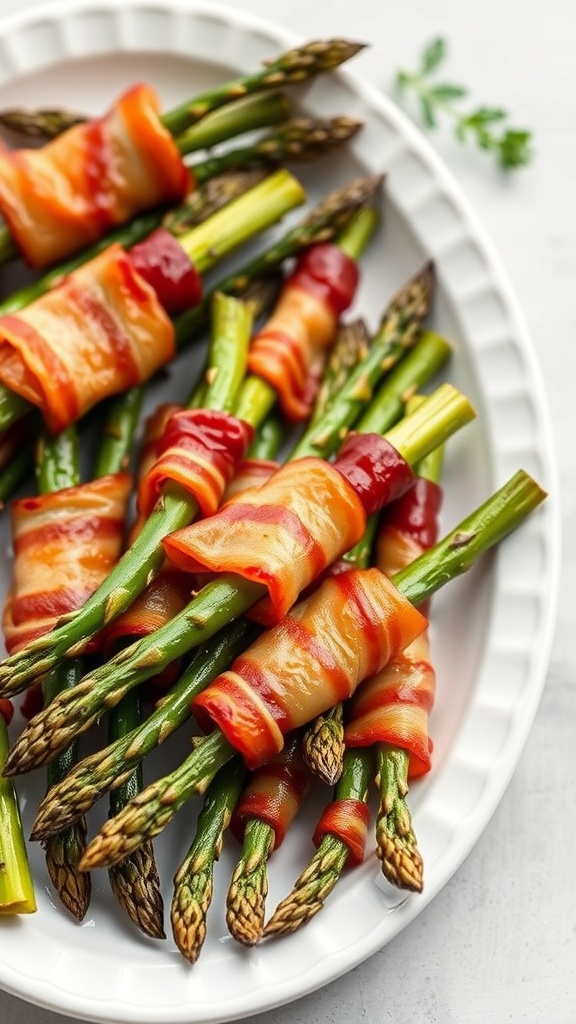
[0, 169, 305, 435]
[4, 384, 471, 780]
[0, 39, 363, 268]
[225, 734, 311, 946]
[0, 182, 385, 701]
[74, 469, 545, 870]
[264, 747, 373, 938]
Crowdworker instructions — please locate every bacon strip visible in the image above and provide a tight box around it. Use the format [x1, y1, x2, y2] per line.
[163, 456, 367, 626]
[230, 735, 311, 851]
[0, 84, 189, 268]
[137, 409, 254, 520]
[192, 568, 427, 769]
[312, 798, 372, 866]
[0, 244, 176, 434]
[246, 244, 359, 422]
[2, 473, 132, 654]
[344, 476, 443, 777]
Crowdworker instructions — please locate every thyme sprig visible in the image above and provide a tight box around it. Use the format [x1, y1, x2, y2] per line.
[395, 37, 532, 171]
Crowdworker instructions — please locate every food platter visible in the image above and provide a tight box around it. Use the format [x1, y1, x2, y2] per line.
[0, 1, 560, 1022]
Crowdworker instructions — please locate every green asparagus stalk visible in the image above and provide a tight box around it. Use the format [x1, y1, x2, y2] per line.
[0, 106, 85, 139]
[30, 620, 259, 841]
[33, 426, 92, 920]
[106, 691, 165, 939]
[5, 384, 475, 778]
[76, 468, 547, 870]
[225, 733, 311, 947]
[171, 757, 247, 962]
[226, 818, 275, 946]
[160, 39, 366, 137]
[263, 748, 373, 937]
[0, 183, 382, 700]
[0, 709, 36, 914]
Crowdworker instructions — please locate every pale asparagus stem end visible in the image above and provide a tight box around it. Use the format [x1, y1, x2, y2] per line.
[108, 841, 166, 939]
[263, 834, 349, 938]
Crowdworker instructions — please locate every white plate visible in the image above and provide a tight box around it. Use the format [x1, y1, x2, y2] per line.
[0, 1, 560, 1022]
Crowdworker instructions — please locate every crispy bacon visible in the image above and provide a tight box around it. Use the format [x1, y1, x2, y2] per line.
[343, 476, 443, 777]
[192, 568, 427, 769]
[0, 244, 176, 434]
[230, 734, 311, 851]
[137, 408, 254, 519]
[163, 456, 367, 626]
[2, 473, 132, 654]
[246, 244, 359, 421]
[312, 798, 372, 866]
[0, 84, 189, 268]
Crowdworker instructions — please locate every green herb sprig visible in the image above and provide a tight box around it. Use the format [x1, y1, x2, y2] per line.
[395, 37, 532, 171]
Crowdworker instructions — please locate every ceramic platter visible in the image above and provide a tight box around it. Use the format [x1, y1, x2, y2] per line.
[0, 2, 560, 1022]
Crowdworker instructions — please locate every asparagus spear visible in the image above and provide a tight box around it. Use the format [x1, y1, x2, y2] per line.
[75, 469, 547, 869]
[31, 417, 284, 840]
[263, 748, 373, 937]
[0, 704, 36, 914]
[291, 263, 437, 459]
[0, 37, 364, 263]
[5, 384, 475, 778]
[171, 757, 247, 963]
[0, 106, 85, 139]
[32, 426, 93, 920]
[373, 430, 445, 892]
[0, 185, 382, 700]
[226, 734, 310, 946]
[227, 818, 275, 946]
[301, 515, 380, 784]
[161, 39, 366, 137]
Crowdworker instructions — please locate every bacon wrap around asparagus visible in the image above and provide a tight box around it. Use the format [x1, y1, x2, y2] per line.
[312, 799, 372, 866]
[344, 476, 442, 778]
[163, 433, 414, 626]
[0, 83, 189, 268]
[192, 568, 427, 769]
[137, 408, 255, 520]
[230, 735, 311, 851]
[2, 472, 132, 655]
[0, 244, 176, 434]
[246, 244, 359, 421]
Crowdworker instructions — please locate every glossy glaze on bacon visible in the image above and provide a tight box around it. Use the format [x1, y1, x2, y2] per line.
[344, 476, 443, 777]
[192, 568, 427, 769]
[137, 408, 254, 520]
[0, 244, 176, 433]
[163, 455, 367, 626]
[246, 243, 359, 421]
[312, 798, 372, 866]
[0, 84, 189, 268]
[2, 473, 132, 655]
[230, 734, 311, 851]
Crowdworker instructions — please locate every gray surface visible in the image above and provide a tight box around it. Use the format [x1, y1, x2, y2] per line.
[0, 0, 574, 1021]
